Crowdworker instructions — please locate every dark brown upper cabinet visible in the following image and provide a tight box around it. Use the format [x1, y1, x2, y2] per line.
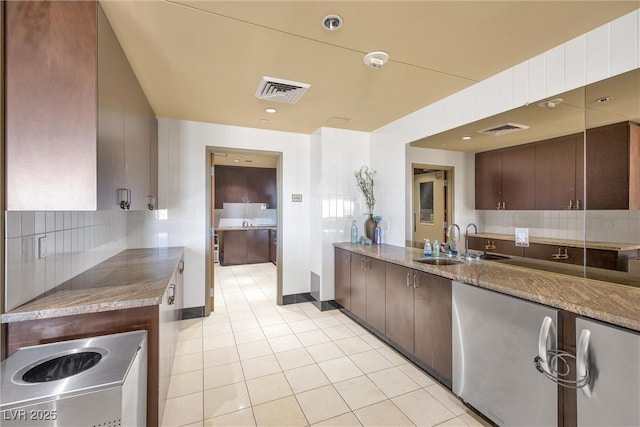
[214, 166, 277, 209]
[534, 133, 583, 210]
[475, 144, 535, 210]
[585, 121, 640, 210]
[5, 1, 157, 211]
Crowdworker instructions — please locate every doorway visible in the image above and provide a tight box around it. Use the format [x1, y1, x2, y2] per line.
[411, 164, 454, 249]
[206, 148, 283, 315]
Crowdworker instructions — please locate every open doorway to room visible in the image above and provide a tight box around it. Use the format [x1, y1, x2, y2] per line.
[410, 164, 454, 249]
[206, 148, 283, 316]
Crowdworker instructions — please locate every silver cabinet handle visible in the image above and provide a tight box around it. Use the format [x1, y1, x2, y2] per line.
[496, 201, 502, 210]
[413, 273, 418, 289]
[537, 316, 554, 375]
[574, 199, 581, 210]
[502, 201, 506, 209]
[406, 272, 411, 287]
[167, 284, 176, 305]
[565, 199, 573, 210]
[178, 260, 184, 274]
[576, 328, 592, 398]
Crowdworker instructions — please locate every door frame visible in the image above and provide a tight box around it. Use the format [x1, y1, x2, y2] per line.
[204, 147, 283, 315]
[409, 163, 455, 249]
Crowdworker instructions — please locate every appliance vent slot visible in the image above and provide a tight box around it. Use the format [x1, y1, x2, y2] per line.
[255, 76, 311, 104]
[478, 122, 529, 136]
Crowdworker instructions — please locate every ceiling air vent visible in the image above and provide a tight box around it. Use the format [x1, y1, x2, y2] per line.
[255, 76, 311, 104]
[478, 122, 529, 136]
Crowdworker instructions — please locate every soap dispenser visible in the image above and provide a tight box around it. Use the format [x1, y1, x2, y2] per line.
[351, 220, 358, 244]
[424, 239, 432, 257]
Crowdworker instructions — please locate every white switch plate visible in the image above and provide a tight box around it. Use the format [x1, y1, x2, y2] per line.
[38, 236, 47, 259]
[515, 228, 529, 247]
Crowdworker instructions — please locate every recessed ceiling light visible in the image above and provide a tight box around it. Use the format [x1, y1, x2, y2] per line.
[595, 96, 613, 103]
[265, 107, 277, 113]
[462, 136, 472, 140]
[322, 14, 343, 31]
[363, 51, 389, 69]
[537, 98, 564, 109]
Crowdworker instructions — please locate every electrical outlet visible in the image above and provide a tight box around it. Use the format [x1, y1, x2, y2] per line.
[38, 236, 47, 259]
[515, 228, 529, 247]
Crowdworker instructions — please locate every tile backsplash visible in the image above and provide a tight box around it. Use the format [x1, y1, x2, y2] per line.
[5, 210, 128, 311]
[478, 210, 640, 244]
[214, 202, 277, 227]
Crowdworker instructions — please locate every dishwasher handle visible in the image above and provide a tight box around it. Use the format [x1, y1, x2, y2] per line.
[576, 328, 592, 398]
[537, 316, 554, 375]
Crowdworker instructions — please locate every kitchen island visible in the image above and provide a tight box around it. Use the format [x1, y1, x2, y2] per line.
[1, 247, 184, 427]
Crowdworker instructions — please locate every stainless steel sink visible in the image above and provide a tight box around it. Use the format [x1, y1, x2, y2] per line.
[413, 257, 463, 266]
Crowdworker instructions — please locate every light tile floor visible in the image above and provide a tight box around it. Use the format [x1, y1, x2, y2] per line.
[161, 263, 491, 427]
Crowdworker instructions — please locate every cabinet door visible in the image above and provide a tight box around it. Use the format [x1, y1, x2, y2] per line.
[414, 271, 452, 384]
[475, 150, 503, 210]
[124, 61, 151, 210]
[149, 116, 159, 208]
[502, 145, 535, 210]
[269, 229, 277, 264]
[221, 230, 247, 265]
[213, 166, 226, 209]
[350, 253, 367, 320]
[535, 134, 580, 210]
[246, 229, 269, 263]
[6, 1, 98, 210]
[335, 249, 351, 310]
[466, 236, 524, 257]
[385, 263, 414, 352]
[585, 122, 630, 209]
[524, 243, 583, 266]
[255, 167, 277, 209]
[366, 258, 386, 334]
[97, 5, 126, 210]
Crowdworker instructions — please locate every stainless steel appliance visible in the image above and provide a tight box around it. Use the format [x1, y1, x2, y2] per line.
[575, 317, 640, 426]
[0, 330, 147, 426]
[452, 281, 558, 426]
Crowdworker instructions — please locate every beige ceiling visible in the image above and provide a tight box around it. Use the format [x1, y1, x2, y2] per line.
[100, 1, 639, 135]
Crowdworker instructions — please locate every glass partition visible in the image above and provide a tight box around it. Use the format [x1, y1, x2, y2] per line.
[410, 68, 640, 287]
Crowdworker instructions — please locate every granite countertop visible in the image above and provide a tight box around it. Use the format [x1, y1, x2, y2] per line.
[472, 232, 640, 252]
[216, 226, 277, 231]
[335, 242, 640, 332]
[1, 247, 184, 323]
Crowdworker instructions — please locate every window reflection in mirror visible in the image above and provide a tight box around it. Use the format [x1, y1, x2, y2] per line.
[419, 182, 435, 224]
[409, 68, 640, 287]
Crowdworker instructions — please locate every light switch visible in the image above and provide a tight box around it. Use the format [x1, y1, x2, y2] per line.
[38, 236, 47, 259]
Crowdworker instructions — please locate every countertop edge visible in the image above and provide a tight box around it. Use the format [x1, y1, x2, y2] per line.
[334, 242, 640, 332]
[1, 247, 183, 324]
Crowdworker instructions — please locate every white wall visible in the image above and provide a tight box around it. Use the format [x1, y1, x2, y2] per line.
[371, 9, 640, 247]
[154, 118, 311, 308]
[309, 127, 370, 301]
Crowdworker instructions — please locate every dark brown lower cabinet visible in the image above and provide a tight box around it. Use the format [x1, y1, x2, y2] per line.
[350, 253, 368, 320]
[385, 262, 414, 353]
[365, 258, 386, 334]
[335, 248, 351, 310]
[246, 229, 269, 263]
[222, 229, 269, 265]
[414, 271, 452, 385]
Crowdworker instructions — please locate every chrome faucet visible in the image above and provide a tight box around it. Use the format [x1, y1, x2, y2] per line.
[447, 223, 461, 258]
[465, 223, 478, 258]
[242, 218, 249, 227]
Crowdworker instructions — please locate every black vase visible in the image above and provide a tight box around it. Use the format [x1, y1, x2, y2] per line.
[364, 214, 376, 241]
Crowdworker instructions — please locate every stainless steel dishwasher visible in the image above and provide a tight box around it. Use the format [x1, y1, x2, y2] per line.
[1, 330, 147, 426]
[452, 281, 558, 426]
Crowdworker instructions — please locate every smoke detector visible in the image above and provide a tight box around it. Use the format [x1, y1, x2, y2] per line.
[363, 51, 389, 69]
[537, 98, 564, 109]
[322, 14, 343, 31]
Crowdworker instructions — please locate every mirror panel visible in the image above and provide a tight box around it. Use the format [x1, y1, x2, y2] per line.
[410, 68, 640, 287]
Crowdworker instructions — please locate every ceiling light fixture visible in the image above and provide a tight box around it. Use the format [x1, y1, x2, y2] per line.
[322, 14, 343, 31]
[363, 51, 389, 69]
[462, 136, 472, 140]
[265, 107, 277, 113]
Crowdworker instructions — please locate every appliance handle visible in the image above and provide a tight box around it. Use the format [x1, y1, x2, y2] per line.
[576, 328, 592, 398]
[537, 316, 554, 374]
